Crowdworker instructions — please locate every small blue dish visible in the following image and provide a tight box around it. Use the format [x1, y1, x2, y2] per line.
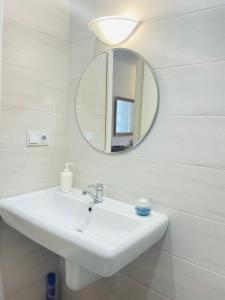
[135, 207, 151, 216]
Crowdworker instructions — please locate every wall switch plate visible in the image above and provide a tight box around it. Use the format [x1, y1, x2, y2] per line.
[27, 131, 49, 146]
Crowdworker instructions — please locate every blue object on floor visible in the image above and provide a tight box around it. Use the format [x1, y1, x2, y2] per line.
[47, 272, 56, 300]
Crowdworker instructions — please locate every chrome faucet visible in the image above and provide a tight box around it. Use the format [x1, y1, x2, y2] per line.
[82, 183, 104, 204]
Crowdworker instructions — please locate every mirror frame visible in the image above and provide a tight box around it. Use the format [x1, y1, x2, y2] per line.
[75, 48, 159, 155]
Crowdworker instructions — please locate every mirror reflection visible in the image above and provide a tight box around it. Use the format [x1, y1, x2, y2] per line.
[75, 48, 158, 153]
[114, 97, 134, 136]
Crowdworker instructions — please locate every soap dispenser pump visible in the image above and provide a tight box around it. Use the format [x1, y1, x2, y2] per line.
[60, 163, 73, 193]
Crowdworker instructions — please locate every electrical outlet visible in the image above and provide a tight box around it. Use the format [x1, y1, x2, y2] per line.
[27, 131, 49, 146]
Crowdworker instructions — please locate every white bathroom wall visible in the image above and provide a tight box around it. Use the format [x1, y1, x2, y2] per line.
[0, 1, 70, 299]
[0, 0, 70, 198]
[66, 0, 225, 300]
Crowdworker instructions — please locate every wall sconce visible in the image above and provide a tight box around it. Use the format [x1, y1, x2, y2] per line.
[88, 16, 139, 46]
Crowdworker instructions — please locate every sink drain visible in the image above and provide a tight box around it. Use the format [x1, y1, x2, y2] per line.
[75, 228, 83, 233]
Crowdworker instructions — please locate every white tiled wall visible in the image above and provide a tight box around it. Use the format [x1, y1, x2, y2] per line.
[0, 0, 70, 299]
[66, 0, 225, 299]
[0, 0, 69, 198]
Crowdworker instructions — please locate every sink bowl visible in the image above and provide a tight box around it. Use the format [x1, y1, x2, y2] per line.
[0, 187, 168, 290]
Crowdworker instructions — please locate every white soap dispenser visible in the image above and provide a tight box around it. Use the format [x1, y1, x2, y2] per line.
[60, 163, 73, 193]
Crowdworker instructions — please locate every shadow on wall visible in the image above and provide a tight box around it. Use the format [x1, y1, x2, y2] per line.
[121, 231, 175, 299]
[0, 219, 59, 300]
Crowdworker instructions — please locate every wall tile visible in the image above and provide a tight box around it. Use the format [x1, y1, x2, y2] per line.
[138, 0, 225, 21]
[157, 61, 225, 116]
[135, 6, 225, 68]
[139, 116, 225, 169]
[85, 275, 119, 300]
[0, 107, 66, 148]
[118, 274, 169, 300]
[3, 19, 68, 77]
[4, 0, 70, 40]
[0, 222, 59, 300]
[0, 180, 58, 200]
[123, 248, 225, 300]
[12, 280, 52, 300]
[70, 38, 95, 79]
[0, 146, 64, 193]
[2, 63, 67, 114]
[154, 206, 225, 276]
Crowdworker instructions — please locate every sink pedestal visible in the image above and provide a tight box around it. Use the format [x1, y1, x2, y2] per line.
[65, 259, 100, 290]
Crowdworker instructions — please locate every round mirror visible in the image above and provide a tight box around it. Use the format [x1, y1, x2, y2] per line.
[75, 48, 158, 153]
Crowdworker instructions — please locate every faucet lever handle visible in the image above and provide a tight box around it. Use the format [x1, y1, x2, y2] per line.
[83, 183, 104, 203]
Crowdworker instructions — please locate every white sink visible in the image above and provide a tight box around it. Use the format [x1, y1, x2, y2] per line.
[0, 187, 168, 290]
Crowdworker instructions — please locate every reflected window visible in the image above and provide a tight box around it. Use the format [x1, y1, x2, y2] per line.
[114, 97, 134, 136]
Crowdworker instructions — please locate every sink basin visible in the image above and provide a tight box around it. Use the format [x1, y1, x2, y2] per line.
[0, 187, 168, 290]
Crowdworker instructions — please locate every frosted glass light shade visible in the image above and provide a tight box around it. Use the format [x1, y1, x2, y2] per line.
[88, 16, 139, 46]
